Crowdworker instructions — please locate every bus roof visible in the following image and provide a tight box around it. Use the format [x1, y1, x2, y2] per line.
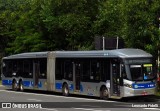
[3, 52, 48, 59]
[3, 48, 152, 59]
[55, 48, 152, 58]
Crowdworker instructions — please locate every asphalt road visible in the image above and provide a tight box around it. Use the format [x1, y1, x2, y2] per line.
[0, 86, 160, 111]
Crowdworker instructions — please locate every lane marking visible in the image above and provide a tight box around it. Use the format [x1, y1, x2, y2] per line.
[74, 108, 110, 111]
[0, 90, 115, 102]
[143, 108, 160, 110]
[81, 105, 101, 108]
[40, 108, 58, 111]
[27, 98, 42, 102]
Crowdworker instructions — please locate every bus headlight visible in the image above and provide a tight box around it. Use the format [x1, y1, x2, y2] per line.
[124, 84, 132, 88]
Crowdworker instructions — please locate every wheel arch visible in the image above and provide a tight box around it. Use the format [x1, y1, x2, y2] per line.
[100, 85, 107, 92]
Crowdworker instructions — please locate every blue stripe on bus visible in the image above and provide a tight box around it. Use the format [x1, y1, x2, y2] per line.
[55, 83, 75, 91]
[2, 80, 42, 88]
[38, 82, 42, 88]
[23, 81, 32, 87]
[132, 82, 155, 89]
[23, 81, 42, 88]
[2, 80, 12, 85]
[69, 84, 73, 91]
[55, 83, 74, 90]
[56, 83, 62, 89]
[80, 85, 83, 92]
[55, 83, 83, 92]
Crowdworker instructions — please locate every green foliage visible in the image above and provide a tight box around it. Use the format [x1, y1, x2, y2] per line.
[41, 0, 99, 50]
[93, 0, 160, 57]
[0, 0, 160, 59]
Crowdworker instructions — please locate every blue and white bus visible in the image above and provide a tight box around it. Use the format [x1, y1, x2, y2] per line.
[1, 48, 156, 99]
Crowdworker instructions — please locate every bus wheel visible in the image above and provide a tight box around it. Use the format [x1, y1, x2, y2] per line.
[100, 87, 109, 100]
[62, 84, 69, 96]
[19, 81, 24, 91]
[12, 80, 17, 91]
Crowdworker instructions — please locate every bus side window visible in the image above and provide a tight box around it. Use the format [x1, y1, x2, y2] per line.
[64, 60, 73, 80]
[2, 62, 7, 76]
[91, 59, 101, 81]
[16, 61, 23, 77]
[55, 59, 63, 80]
[23, 60, 32, 78]
[101, 59, 110, 81]
[82, 59, 90, 81]
[39, 59, 47, 79]
[7, 61, 12, 77]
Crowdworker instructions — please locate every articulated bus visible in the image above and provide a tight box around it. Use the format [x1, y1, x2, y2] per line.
[1, 48, 156, 99]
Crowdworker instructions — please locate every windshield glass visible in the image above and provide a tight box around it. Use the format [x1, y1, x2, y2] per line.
[130, 64, 155, 81]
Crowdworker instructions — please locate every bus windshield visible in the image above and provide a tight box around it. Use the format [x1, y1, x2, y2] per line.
[129, 64, 155, 81]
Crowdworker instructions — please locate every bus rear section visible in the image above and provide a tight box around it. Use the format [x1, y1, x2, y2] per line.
[1, 52, 48, 91]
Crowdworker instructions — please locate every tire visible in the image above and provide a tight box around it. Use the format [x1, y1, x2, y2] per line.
[100, 87, 109, 100]
[12, 80, 17, 91]
[19, 81, 24, 91]
[62, 84, 69, 96]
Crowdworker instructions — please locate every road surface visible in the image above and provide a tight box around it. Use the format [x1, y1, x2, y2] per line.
[0, 85, 160, 111]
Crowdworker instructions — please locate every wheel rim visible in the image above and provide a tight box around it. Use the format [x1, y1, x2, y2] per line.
[20, 83, 23, 91]
[64, 87, 68, 94]
[100, 87, 108, 99]
[103, 89, 108, 97]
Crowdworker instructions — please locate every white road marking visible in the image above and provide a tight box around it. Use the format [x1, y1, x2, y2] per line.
[81, 105, 101, 108]
[27, 98, 42, 102]
[0, 90, 115, 102]
[143, 108, 160, 110]
[74, 108, 110, 111]
[40, 108, 58, 111]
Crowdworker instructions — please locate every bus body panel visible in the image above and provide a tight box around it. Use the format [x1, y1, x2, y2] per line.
[123, 79, 156, 97]
[47, 52, 56, 91]
[1, 49, 156, 99]
[54, 80, 107, 97]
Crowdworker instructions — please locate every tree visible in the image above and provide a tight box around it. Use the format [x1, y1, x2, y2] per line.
[2, 0, 160, 58]
[41, 0, 100, 50]
[5, 0, 47, 54]
[94, 0, 160, 57]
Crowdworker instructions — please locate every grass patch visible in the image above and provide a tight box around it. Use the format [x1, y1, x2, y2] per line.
[0, 80, 1, 85]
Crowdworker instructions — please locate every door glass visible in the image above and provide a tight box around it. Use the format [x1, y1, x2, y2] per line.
[75, 63, 81, 90]
[34, 63, 40, 87]
[111, 60, 120, 96]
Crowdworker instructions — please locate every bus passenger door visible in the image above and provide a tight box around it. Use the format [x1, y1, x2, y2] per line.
[73, 62, 81, 92]
[33, 62, 40, 88]
[110, 59, 120, 97]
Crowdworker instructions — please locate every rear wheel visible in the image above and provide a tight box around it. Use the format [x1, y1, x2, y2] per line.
[62, 84, 69, 96]
[19, 81, 24, 91]
[12, 80, 17, 91]
[100, 87, 109, 100]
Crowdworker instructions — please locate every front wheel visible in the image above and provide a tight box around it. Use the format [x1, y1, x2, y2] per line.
[62, 84, 69, 96]
[100, 87, 109, 100]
